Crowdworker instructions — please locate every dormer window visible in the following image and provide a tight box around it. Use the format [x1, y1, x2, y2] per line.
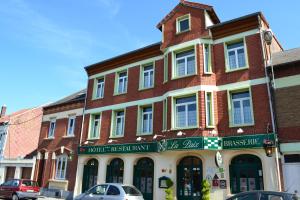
[176, 14, 190, 33]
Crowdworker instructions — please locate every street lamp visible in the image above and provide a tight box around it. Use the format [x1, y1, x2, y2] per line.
[263, 29, 273, 45]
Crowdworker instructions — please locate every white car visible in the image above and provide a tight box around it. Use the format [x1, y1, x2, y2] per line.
[74, 183, 144, 200]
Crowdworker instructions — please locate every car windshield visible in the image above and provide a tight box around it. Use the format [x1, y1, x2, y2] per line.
[122, 186, 142, 196]
[21, 180, 38, 187]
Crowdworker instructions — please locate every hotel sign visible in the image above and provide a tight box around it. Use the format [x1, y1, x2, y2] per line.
[78, 142, 157, 155]
[222, 134, 275, 149]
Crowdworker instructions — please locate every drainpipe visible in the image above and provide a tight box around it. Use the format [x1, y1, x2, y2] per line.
[258, 16, 282, 191]
[79, 82, 89, 146]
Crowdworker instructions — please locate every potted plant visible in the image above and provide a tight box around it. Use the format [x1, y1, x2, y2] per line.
[165, 178, 174, 200]
[202, 179, 211, 200]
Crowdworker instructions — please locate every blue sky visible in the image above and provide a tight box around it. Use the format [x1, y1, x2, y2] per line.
[1, 0, 300, 114]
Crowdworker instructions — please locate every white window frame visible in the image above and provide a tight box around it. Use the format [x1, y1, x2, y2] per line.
[48, 118, 56, 138]
[89, 114, 101, 139]
[55, 155, 68, 180]
[228, 88, 255, 127]
[205, 91, 214, 128]
[172, 94, 198, 129]
[94, 77, 105, 99]
[140, 63, 154, 90]
[111, 110, 125, 138]
[137, 105, 153, 135]
[67, 115, 76, 136]
[203, 44, 212, 74]
[173, 47, 196, 78]
[164, 54, 168, 83]
[176, 14, 191, 34]
[163, 99, 168, 131]
[115, 71, 128, 95]
[225, 39, 249, 72]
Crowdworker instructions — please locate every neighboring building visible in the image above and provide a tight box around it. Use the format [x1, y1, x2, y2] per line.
[73, 1, 283, 200]
[34, 89, 86, 199]
[0, 105, 42, 184]
[268, 48, 300, 194]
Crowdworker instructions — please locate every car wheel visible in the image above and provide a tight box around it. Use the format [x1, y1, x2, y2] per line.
[12, 194, 19, 200]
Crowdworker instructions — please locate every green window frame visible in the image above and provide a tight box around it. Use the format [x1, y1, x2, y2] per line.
[176, 14, 191, 34]
[137, 105, 153, 136]
[89, 114, 101, 139]
[164, 54, 168, 83]
[114, 70, 128, 95]
[139, 63, 155, 90]
[203, 44, 212, 74]
[111, 109, 125, 138]
[93, 77, 105, 99]
[205, 91, 214, 128]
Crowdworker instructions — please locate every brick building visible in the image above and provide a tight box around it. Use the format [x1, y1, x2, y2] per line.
[0, 105, 42, 184]
[73, 1, 283, 199]
[34, 89, 86, 199]
[267, 48, 300, 194]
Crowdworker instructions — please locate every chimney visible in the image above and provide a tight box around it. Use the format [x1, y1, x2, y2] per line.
[1, 105, 7, 117]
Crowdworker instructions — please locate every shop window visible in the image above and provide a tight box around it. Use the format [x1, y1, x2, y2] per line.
[177, 156, 202, 199]
[229, 154, 263, 194]
[106, 158, 124, 183]
[284, 154, 300, 163]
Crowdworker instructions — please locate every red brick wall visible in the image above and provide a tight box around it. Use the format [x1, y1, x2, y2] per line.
[3, 107, 42, 159]
[36, 114, 82, 191]
[161, 5, 209, 49]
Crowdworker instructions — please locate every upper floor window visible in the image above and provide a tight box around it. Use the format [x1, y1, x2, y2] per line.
[90, 114, 101, 139]
[204, 44, 212, 73]
[174, 95, 197, 128]
[164, 54, 168, 82]
[67, 115, 76, 136]
[95, 78, 104, 99]
[176, 14, 190, 33]
[139, 106, 153, 135]
[112, 110, 125, 137]
[205, 92, 214, 127]
[230, 90, 254, 126]
[48, 118, 56, 138]
[116, 71, 128, 94]
[55, 155, 68, 180]
[226, 40, 247, 71]
[141, 64, 154, 89]
[175, 48, 195, 77]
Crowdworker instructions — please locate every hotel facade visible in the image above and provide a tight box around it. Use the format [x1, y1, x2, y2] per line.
[70, 1, 284, 199]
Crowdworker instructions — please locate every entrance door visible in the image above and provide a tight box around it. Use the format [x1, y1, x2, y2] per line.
[177, 156, 203, 200]
[82, 159, 99, 192]
[229, 154, 264, 194]
[133, 158, 154, 200]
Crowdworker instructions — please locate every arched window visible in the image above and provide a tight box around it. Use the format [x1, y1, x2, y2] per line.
[106, 158, 124, 183]
[177, 156, 202, 200]
[230, 154, 263, 193]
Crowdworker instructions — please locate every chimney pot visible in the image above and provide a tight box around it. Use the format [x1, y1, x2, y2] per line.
[1, 105, 7, 117]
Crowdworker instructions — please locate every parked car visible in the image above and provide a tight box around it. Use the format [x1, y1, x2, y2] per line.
[0, 179, 40, 200]
[74, 183, 144, 200]
[226, 191, 299, 200]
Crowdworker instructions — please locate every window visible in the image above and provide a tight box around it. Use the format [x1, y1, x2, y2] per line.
[175, 48, 195, 77]
[139, 106, 153, 134]
[163, 99, 167, 131]
[174, 95, 197, 128]
[230, 90, 253, 126]
[106, 185, 120, 195]
[95, 78, 104, 98]
[164, 54, 168, 82]
[89, 185, 108, 195]
[90, 114, 101, 139]
[177, 14, 190, 33]
[204, 44, 212, 73]
[67, 115, 76, 136]
[141, 64, 154, 89]
[112, 110, 125, 137]
[55, 155, 68, 180]
[122, 186, 142, 196]
[284, 154, 300, 163]
[116, 71, 127, 94]
[48, 119, 56, 138]
[205, 92, 214, 127]
[226, 40, 247, 70]
[260, 194, 284, 200]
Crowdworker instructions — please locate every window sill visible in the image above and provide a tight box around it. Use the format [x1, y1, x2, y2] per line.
[171, 73, 197, 80]
[171, 126, 198, 131]
[136, 132, 153, 136]
[109, 135, 124, 139]
[225, 66, 249, 73]
[63, 135, 75, 138]
[87, 137, 100, 140]
[138, 86, 154, 91]
[113, 92, 127, 96]
[206, 125, 215, 129]
[176, 29, 191, 35]
[229, 123, 254, 128]
[92, 96, 104, 101]
[49, 179, 68, 183]
[203, 71, 213, 75]
[44, 137, 54, 140]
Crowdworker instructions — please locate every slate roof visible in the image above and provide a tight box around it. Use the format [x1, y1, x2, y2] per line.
[272, 48, 300, 67]
[45, 89, 86, 108]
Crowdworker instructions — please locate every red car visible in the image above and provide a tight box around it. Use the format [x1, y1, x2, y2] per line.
[0, 179, 40, 200]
